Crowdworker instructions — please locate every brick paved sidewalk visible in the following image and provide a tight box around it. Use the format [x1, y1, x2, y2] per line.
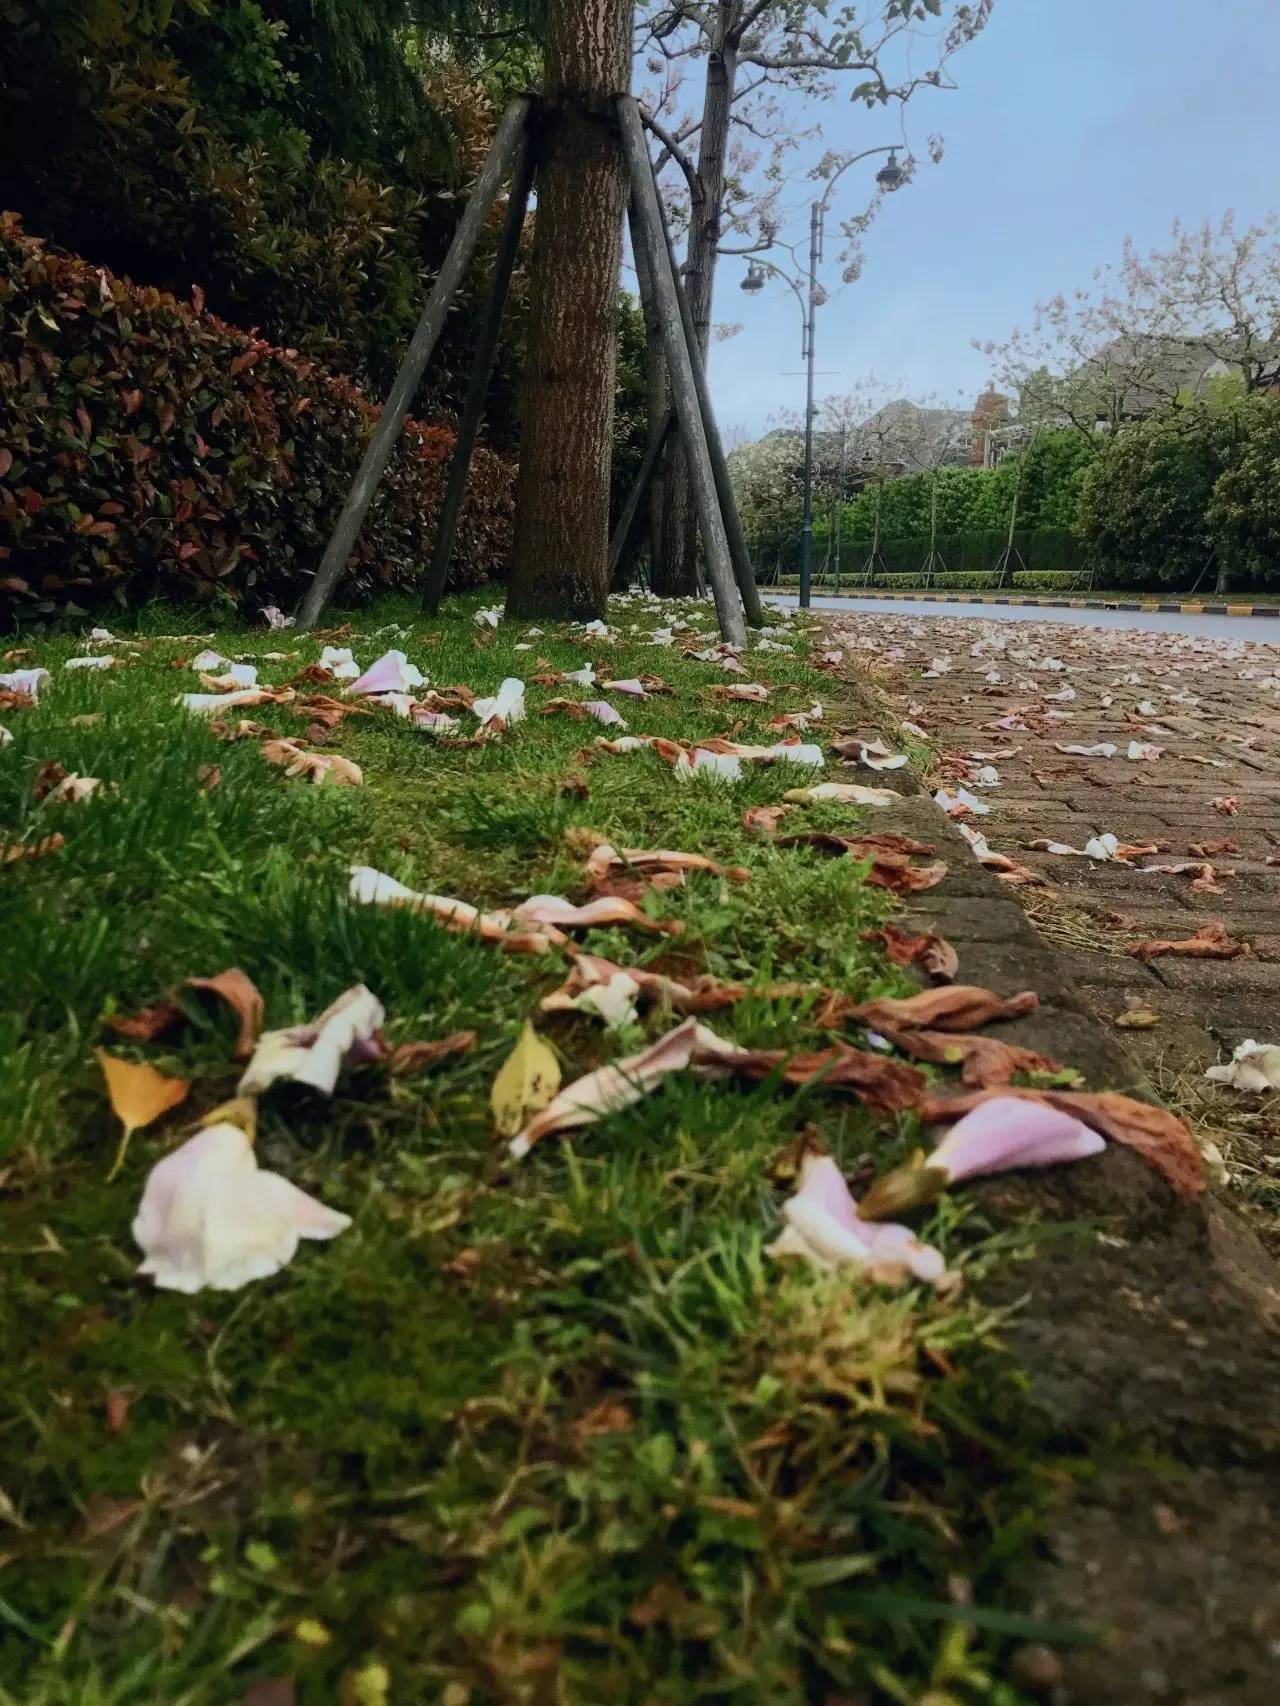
[823, 608, 1280, 1172]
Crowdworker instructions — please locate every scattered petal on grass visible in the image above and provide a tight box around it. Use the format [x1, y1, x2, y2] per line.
[65, 654, 118, 671]
[346, 649, 425, 697]
[190, 649, 228, 671]
[508, 1017, 711, 1158]
[263, 606, 295, 630]
[133, 1097, 349, 1293]
[864, 923, 959, 983]
[384, 1029, 476, 1077]
[410, 706, 461, 733]
[318, 646, 360, 680]
[582, 699, 627, 727]
[472, 677, 526, 728]
[767, 1155, 948, 1285]
[775, 832, 947, 894]
[603, 678, 651, 698]
[582, 840, 750, 885]
[261, 739, 362, 786]
[348, 866, 564, 953]
[0, 668, 49, 698]
[491, 1022, 562, 1137]
[678, 750, 741, 782]
[916, 1086, 1204, 1202]
[783, 782, 898, 807]
[513, 893, 683, 936]
[209, 717, 273, 742]
[108, 968, 265, 1061]
[707, 683, 771, 703]
[1, 831, 65, 865]
[239, 985, 385, 1096]
[1205, 1039, 1280, 1093]
[181, 688, 288, 716]
[1128, 921, 1246, 961]
[849, 985, 1038, 1033]
[0, 725, 11, 745]
[97, 1049, 191, 1178]
[692, 1034, 927, 1115]
[874, 1025, 1072, 1089]
[742, 804, 794, 835]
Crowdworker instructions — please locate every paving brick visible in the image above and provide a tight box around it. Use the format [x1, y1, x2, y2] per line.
[1148, 956, 1280, 993]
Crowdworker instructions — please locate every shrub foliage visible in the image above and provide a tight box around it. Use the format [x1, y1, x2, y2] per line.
[0, 215, 514, 621]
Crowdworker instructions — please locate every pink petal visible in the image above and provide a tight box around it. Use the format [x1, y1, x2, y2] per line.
[930, 1095, 1106, 1182]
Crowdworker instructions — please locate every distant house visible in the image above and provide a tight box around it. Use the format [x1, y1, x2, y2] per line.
[1060, 334, 1278, 431]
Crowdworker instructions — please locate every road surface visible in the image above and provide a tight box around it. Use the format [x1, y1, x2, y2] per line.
[768, 592, 1280, 644]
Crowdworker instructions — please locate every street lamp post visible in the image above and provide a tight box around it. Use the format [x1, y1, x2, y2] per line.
[742, 147, 905, 609]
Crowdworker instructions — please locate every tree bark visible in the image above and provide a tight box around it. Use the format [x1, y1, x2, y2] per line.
[653, 4, 738, 595]
[505, 0, 635, 620]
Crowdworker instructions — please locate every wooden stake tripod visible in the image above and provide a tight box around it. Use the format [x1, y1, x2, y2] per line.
[296, 94, 760, 643]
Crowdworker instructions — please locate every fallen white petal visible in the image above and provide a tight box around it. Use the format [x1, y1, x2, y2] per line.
[785, 782, 897, 806]
[180, 689, 272, 716]
[319, 646, 360, 680]
[239, 985, 385, 1096]
[65, 655, 116, 671]
[1205, 1039, 1280, 1093]
[473, 677, 526, 727]
[134, 1116, 349, 1294]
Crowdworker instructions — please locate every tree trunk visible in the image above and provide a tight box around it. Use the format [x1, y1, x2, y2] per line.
[653, 7, 738, 595]
[505, 0, 635, 619]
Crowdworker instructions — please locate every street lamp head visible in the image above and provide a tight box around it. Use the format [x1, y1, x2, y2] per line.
[741, 260, 767, 293]
[876, 149, 905, 193]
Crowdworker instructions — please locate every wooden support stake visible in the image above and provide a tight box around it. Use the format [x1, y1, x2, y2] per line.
[653, 186, 764, 628]
[608, 200, 674, 586]
[421, 126, 537, 614]
[608, 406, 674, 584]
[296, 96, 532, 629]
[616, 96, 746, 646]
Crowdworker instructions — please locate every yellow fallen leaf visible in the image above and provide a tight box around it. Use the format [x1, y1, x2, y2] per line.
[97, 1049, 191, 1178]
[1115, 1009, 1161, 1030]
[491, 1022, 561, 1138]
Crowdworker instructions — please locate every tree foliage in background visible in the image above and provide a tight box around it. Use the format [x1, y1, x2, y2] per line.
[1076, 384, 1278, 590]
[0, 0, 544, 417]
[1208, 400, 1280, 587]
[980, 213, 1280, 436]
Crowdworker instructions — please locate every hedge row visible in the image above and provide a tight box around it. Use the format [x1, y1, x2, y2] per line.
[0, 214, 514, 623]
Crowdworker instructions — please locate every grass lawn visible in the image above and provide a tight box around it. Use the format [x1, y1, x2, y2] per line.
[1, 593, 1075, 1705]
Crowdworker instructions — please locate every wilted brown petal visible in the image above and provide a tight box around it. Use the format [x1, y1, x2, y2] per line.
[876, 1024, 1069, 1088]
[692, 1035, 926, 1114]
[864, 923, 959, 983]
[850, 985, 1038, 1032]
[742, 804, 794, 836]
[1128, 921, 1246, 960]
[385, 1030, 477, 1077]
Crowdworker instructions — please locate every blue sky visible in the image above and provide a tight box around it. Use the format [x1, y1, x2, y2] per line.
[705, 0, 1280, 440]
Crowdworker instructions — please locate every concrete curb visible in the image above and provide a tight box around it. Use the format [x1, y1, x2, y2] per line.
[780, 588, 1280, 618]
[832, 674, 1280, 1702]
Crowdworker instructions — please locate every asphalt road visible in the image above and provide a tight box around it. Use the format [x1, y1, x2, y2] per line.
[766, 593, 1280, 645]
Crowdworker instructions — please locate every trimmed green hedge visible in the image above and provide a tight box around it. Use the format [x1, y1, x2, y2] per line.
[777, 526, 1089, 581]
[0, 213, 515, 624]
